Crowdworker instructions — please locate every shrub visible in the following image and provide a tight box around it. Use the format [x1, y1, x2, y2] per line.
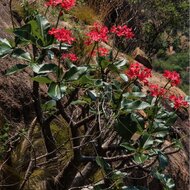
[0, 1, 189, 189]
[153, 52, 189, 94]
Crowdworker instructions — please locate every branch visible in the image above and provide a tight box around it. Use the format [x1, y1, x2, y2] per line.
[56, 100, 75, 125]
[71, 162, 97, 188]
[164, 148, 181, 155]
[75, 114, 95, 128]
[19, 152, 35, 190]
[64, 88, 79, 108]
[44, 111, 60, 125]
[36, 156, 59, 167]
[81, 153, 134, 163]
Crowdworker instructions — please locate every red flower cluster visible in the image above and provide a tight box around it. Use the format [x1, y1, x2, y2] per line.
[85, 22, 109, 45]
[97, 47, 109, 57]
[169, 95, 188, 109]
[148, 84, 166, 97]
[90, 47, 109, 57]
[163, 70, 181, 86]
[61, 0, 76, 10]
[111, 25, 135, 39]
[45, 0, 61, 6]
[48, 28, 75, 44]
[62, 53, 78, 61]
[45, 0, 76, 10]
[126, 62, 152, 84]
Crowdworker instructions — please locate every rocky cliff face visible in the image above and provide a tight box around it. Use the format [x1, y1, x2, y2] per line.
[0, 1, 34, 124]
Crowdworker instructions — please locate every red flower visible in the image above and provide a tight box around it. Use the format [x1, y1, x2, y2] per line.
[45, 0, 76, 10]
[45, 0, 62, 6]
[163, 70, 181, 86]
[89, 47, 109, 57]
[48, 28, 75, 44]
[148, 84, 166, 97]
[62, 53, 78, 61]
[85, 22, 109, 45]
[126, 62, 152, 84]
[111, 25, 135, 39]
[169, 95, 189, 109]
[98, 47, 109, 56]
[61, 0, 76, 10]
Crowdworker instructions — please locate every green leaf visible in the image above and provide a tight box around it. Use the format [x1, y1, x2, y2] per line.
[42, 100, 56, 112]
[158, 151, 168, 169]
[131, 113, 145, 132]
[172, 139, 183, 149]
[32, 76, 52, 84]
[115, 114, 137, 140]
[120, 142, 136, 151]
[29, 20, 41, 41]
[152, 121, 168, 133]
[156, 110, 177, 126]
[100, 59, 111, 69]
[94, 79, 103, 86]
[35, 14, 50, 39]
[165, 113, 177, 126]
[0, 38, 12, 47]
[123, 92, 146, 99]
[71, 100, 88, 105]
[121, 99, 150, 112]
[122, 186, 148, 190]
[29, 14, 51, 46]
[94, 186, 103, 190]
[64, 66, 87, 81]
[47, 50, 54, 59]
[6, 64, 28, 75]
[12, 48, 31, 61]
[14, 24, 36, 43]
[76, 75, 94, 86]
[32, 63, 57, 74]
[38, 64, 58, 74]
[108, 59, 128, 73]
[185, 96, 190, 103]
[32, 63, 43, 73]
[0, 38, 13, 57]
[140, 133, 154, 149]
[87, 90, 98, 101]
[96, 156, 111, 174]
[48, 82, 67, 100]
[153, 171, 175, 189]
[120, 74, 129, 82]
[114, 59, 128, 70]
[133, 153, 149, 164]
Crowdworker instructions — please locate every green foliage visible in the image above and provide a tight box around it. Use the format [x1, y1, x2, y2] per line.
[136, 0, 189, 55]
[63, 65, 88, 81]
[48, 82, 67, 100]
[153, 52, 189, 94]
[0, 38, 13, 58]
[153, 171, 175, 190]
[6, 64, 28, 75]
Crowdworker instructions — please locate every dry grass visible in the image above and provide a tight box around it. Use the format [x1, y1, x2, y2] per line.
[71, 4, 100, 25]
